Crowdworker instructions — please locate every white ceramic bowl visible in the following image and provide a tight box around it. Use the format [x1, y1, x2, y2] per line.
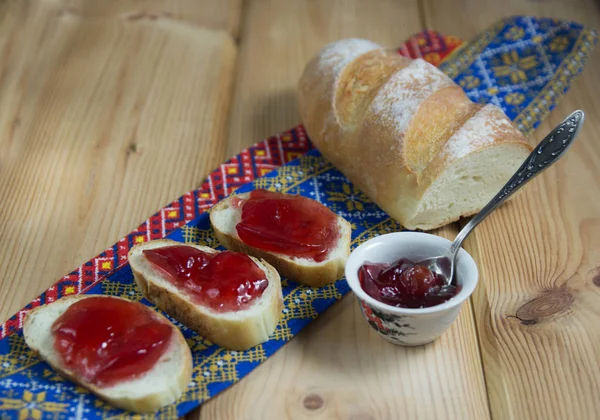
[345, 232, 479, 346]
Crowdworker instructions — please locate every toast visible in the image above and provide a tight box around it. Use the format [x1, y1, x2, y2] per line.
[128, 239, 283, 350]
[22, 294, 192, 414]
[209, 191, 352, 287]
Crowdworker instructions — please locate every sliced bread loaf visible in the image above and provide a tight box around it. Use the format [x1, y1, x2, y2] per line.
[297, 39, 533, 231]
[128, 239, 283, 350]
[22, 294, 192, 414]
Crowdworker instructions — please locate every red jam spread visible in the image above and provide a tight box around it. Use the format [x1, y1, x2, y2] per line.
[143, 245, 268, 312]
[234, 189, 340, 262]
[358, 258, 460, 308]
[51, 296, 173, 387]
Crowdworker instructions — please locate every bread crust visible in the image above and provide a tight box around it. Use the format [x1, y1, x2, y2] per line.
[22, 295, 193, 414]
[297, 39, 533, 231]
[128, 239, 284, 351]
[209, 194, 351, 287]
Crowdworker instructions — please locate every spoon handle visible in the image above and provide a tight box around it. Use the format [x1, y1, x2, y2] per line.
[449, 109, 585, 256]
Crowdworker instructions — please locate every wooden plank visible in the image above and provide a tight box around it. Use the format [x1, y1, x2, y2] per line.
[423, 1, 600, 418]
[0, 0, 238, 323]
[191, 2, 491, 418]
[41, 0, 243, 38]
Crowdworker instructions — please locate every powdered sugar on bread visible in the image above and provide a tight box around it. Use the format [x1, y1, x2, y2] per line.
[440, 104, 522, 162]
[313, 38, 382, 81]
[369, 58, 455, 134]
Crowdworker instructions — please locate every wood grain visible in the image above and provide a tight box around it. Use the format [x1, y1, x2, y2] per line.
[41, 0, 243, 38]
[423, 1, 600, 418]
[0, 0, 239, 322]
[196, 9, 492, 420]
[461, 71, 600, 419]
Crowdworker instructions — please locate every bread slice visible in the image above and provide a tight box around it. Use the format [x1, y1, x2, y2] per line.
[209, 192, 351, 287]
[22, 294, 192, 414]
[128, 239, 283, 351]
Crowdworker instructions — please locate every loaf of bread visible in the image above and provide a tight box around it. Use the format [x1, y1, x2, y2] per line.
[23, 295, 192, 413]
[129, 239, 283, 350]
[297, 39, 533, 231]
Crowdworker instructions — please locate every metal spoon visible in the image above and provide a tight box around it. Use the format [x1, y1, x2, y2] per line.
[420, 109, 585, 287]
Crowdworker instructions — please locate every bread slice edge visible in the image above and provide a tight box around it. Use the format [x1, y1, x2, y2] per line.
[22, 294, 193, 414]
[128, 239, 284, 351]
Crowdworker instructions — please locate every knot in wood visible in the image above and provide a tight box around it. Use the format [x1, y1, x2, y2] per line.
[516, 288, 574, 324]
[303, 393, 324, 410]
[592, 273, 600, 288]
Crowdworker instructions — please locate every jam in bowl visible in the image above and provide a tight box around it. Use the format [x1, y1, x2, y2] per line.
[345, 232, 478, 346]
[358, 257, 461, 309]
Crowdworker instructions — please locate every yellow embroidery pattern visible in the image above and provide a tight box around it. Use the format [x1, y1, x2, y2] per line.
[0, 390, 68, 420]
[492, 51, 538, 84]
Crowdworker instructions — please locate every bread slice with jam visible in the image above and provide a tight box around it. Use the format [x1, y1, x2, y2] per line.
[128, 239, 283, 351]
[209, 189, 352, 287]
[22, 294, 192, 414]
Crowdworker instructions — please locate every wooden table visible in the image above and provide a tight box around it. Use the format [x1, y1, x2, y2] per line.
[1, 1, 599, 419]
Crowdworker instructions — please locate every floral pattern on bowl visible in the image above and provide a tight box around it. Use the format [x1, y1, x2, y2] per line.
[359, 300, 416, 345]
